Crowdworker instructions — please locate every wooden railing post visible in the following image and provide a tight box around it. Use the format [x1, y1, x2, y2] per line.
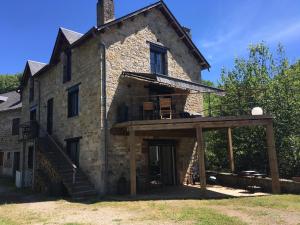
[227, 128, 235, 173]
[266, 122, 281, 194]
[196, 126, 206, 190]
[129, 128, 137, 196]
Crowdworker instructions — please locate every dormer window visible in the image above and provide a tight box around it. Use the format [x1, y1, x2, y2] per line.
[29, 78, 34, 102]
[150, 44, 167, 75]
[63, 49, 72, 83]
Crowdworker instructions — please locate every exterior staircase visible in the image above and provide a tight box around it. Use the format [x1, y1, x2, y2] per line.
[37, 136, 97, 200]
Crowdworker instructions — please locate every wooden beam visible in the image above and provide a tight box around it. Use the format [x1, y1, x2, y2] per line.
[196, 127, 206, 190]
[135, 129, 196, 137]
[131, 120, 270, 131]
[266, 122, 281, 194]
[129, 128, 137, 196]
[227, 128, 235, 173]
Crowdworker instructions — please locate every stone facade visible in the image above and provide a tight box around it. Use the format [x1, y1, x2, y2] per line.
[20, 5, 207, 195]
[101, 9, 203, 193]
[0, 108, 21, 177]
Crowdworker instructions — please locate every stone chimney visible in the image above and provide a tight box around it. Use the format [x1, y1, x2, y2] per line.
[97, 0, 115, 27]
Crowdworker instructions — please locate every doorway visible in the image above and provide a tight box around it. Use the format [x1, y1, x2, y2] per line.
[13, 152, 20, 178]
[149, 141, 177, 186]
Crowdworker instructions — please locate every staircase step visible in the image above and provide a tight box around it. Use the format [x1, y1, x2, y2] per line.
[38, 137, 97, 200]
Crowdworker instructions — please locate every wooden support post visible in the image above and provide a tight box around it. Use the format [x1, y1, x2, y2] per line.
[227, 128, 235, 173]
[266, 122, 281, 194]
[129, 128, 137, 196]
[196, 127, 206, 190]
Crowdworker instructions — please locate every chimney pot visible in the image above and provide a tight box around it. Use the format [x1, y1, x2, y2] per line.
[97, 0, 115, 27]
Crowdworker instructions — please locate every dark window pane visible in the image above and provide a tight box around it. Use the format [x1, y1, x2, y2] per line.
[30, 109, 36, 121]
[12, 118, 20, 135]
[28, 147, 34, 169]
[29, 78, 34, 102]
[68, 86, 79, 118]
[150, 45, 167, 75]
[0, 152, 3, 166]
[47, 99, 54, 134]
[63, 50, 72, 83]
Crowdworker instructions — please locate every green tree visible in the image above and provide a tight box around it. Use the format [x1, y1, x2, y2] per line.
[0, 74, 21, 94]
[204, 43, 300, 178]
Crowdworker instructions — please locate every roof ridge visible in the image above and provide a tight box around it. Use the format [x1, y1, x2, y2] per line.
[97, 1, 162, 30]
[59, 27, 83, 36]
[27, 60, 47, 65]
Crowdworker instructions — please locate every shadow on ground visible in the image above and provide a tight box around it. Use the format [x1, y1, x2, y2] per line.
[0, 177, 268, 205]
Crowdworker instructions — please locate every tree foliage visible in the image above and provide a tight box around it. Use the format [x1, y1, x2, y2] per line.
[0, 74, 21, 94]
[204, 43, 300, 178]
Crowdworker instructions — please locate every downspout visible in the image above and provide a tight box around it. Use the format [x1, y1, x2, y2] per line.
[32, 79, 41, 190]
[99, 41, 108, 195]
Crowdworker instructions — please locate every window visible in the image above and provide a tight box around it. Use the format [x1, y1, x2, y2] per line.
[0, 152, 3, 166]
[12, 118, 20, 135]
[47, 98, 54, 134]
[7, 152, 11, 160]
[28, 146, 34, 169]
[63, 50, 72, 83]
[30, 109, 37, 121]
[29, 78, 34, 102]
[68, 85, 79, 118]
[150, 44, 167, 75]
[66, 138, 80, 167]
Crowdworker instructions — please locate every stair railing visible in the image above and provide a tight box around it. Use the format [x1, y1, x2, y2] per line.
[38, 123, 77, 184]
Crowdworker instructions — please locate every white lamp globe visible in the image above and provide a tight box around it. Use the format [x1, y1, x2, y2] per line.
[251, 107, 263, 116]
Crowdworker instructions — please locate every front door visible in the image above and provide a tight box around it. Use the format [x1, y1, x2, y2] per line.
[149, 141, 176, 186]
[66, 139, 80, 167]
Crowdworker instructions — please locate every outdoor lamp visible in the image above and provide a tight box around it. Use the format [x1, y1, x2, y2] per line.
[251, 107, 264, 116]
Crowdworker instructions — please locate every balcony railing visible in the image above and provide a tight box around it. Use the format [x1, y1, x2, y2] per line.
[116, 93, 256, 123]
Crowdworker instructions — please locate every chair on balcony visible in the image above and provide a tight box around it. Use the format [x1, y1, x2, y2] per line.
[159, 97, 172, 119]
[143, 102, 154, 120]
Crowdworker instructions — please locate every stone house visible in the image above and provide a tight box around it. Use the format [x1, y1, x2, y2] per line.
[0, 91, 22, 178]
[17, 0, 281, 198]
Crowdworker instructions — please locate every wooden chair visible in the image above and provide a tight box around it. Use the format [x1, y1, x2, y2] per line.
[143, 102, 154, 120]
[159, 97, 172, 119]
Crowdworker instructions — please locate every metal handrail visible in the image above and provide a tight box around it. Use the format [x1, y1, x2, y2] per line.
[37, 123, 77, 184]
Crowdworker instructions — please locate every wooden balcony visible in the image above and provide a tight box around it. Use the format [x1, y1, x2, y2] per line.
[111, 115, 281, 197]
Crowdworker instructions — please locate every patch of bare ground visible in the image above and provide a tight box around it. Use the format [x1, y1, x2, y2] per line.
[210, 205, 300, 225]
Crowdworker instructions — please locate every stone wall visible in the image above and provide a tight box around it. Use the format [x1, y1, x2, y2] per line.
[212, 172, 300, 194]
[0, 109, 21, 152]
[37, 37, 105, 193]
[20, 7, 206, 194]
[0, 109, 21, 177]
[101, 8, 204, 193]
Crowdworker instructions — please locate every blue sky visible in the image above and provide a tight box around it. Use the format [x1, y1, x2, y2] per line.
[1, 0, 300, 83]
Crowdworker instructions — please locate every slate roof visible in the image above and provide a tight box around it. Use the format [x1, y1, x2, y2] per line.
[0, 91, 22, 112]
[27, 60, 47, 76]
[60, 27, 83, 45]
[122, 71, 225, 95]
[24, 1, 210, 83]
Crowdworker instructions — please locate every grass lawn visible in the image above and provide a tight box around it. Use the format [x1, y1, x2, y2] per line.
[0, 195, 299, 225]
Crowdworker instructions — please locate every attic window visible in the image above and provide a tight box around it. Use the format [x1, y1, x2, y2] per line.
[63, 49, 72, 83]
[29, 78, 34, 102]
